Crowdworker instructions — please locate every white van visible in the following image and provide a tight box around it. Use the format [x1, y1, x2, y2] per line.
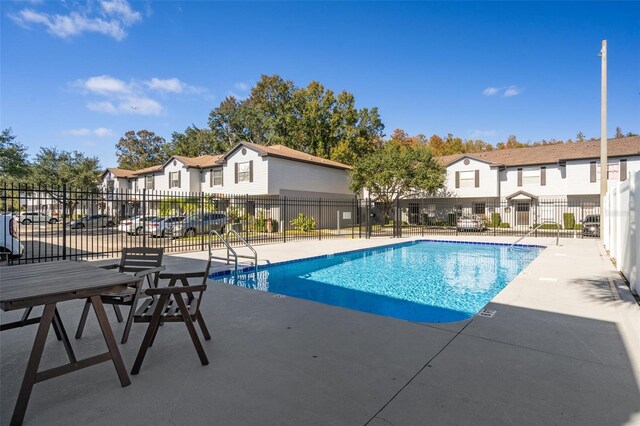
[0, 214, 24, 258]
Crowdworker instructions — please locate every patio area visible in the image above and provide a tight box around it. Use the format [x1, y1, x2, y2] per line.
[1, 236, 639, 425]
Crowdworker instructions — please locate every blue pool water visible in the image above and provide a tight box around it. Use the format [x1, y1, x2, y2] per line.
[215, 240, 542, 323]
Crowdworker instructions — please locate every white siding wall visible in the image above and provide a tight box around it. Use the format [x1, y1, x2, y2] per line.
[101, 172, 131, 192]
[445, 159, 498, 198]
[444, 155, 640, 200]
[201, 147, 268, 195]
[162, 160, 199, 193]
[267, 157, 352, 196]
[501, 164, 565, 198]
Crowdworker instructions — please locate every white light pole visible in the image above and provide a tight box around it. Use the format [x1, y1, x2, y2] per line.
[599, 40, 607, 241]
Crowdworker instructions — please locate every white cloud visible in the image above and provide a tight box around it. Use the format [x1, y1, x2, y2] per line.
[87, 101, 118, 114]
[9, 0, 143, 41]
[63, 128, 92, 136]
[94, 127, 113, 137]
[145, 77, 205, 94]
[119, 96, 163, 115]
[80, 75, 131, 95]
[503, 85, 524, 97]
[74, 74, 204, 116]
[482, 87, 500, 96]
[482, 86, 524, 97]
[235, 82, 249, 91]
[100, 0, 141, 25]
[469, 129, 498, 138]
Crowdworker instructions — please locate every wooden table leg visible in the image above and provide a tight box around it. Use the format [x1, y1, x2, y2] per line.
[53, 308, 77, 363]
[11, 303, 55, 426]
[90, 296, 131, 387]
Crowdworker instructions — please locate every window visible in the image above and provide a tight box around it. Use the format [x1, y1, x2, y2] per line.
[237, 162, 251, 183]
[607, 163, 619, 181]
[106, 180, 114, 192]
[211, 169, 223, 187]
[169, 171, 180, 188]
[458, 170, 475, 188]
[473, 203, 485, 215]
[145, 175, 154, 190]
[540, 167, 546, 186]
[522, 169, 540, 186]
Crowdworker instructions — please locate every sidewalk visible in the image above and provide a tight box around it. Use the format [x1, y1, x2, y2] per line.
[1, 236, 638, 425]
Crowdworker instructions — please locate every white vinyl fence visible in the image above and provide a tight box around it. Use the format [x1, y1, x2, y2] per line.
[604, 170, 639, 295]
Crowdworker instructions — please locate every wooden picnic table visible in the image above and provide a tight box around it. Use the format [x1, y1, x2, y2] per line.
[0, 260, 140, 426]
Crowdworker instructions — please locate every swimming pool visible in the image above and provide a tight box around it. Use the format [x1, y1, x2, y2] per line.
[213, 240, 543, 323]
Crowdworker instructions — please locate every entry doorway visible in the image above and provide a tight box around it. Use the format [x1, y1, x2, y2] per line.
[516, 202, 530, 226]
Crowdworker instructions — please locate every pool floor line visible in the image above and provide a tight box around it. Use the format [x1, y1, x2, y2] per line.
[363, 319, 476, 425]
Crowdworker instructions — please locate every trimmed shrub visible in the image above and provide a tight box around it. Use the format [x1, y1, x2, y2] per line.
[499, 222, 511, 228]
[532, 223, 561, 230]
[490, 212, 502, 227]
[563, 213, 576, 230]
[574, 223, 583, 231]
[290, 213, 316, 232]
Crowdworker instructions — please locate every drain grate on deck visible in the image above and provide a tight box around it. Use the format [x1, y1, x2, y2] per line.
[478, 309, 496, 318]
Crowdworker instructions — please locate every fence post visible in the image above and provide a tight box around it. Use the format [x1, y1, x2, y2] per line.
[283, 196, 287, 243]
[201, 192, 206, 251]
[142, 188, 147, 248]
[353, 197, 357, 240]
[62, 183, 67, 260]
[396, 198, 402, 238]
[365, 198, 370, 239]
[319, 198, 322, 241]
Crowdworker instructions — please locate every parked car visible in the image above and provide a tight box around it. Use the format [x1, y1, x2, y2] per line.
[118, 216, 158, 235]
[456, 214, 486, 232]
[145, 216, 184, 238]
[171, 212, 229, 238]
[0, 214, 24, 259]
[68, 214, 116, 229]
[581, 214, 600, 238]
[15, 211, 58, 225]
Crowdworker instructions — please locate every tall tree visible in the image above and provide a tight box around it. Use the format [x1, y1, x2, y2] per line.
[205, 75, 384, 165]
[350, 141, 445, 221]
[0, 128, 30, 181]
[168, 125, 221, 157]
[615, 127, 624, 139]
[496, 135, 527, 150]
[116, 130, 168, 170]
[576, 132, 586, 142]
[30, 148, 102, 216]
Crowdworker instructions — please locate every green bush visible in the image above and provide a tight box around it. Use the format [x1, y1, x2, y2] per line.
[532, 223, 561, 230]
[574, 223, 583, 230]
[290, 213, 316, 232]
[500, 222, 511, 228]
[563, 213, 576, 230]
[489, 212, 502, 227]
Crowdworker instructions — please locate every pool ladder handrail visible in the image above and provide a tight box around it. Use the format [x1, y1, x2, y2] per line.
[209, 230, 239, 282]
[508, 220, 560, 250]
[225, 228, 258, 279]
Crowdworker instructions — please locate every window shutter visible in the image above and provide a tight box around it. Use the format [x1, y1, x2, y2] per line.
[234, 163, 238, 184]
[178, 171, 181, 188]
[210, 170, 213, 187]
[620, 159, 627, 181]
[455, 171, 460, 188]
[221, 169, 224, 186]
[541, 167, 546, 186]
[590, 162, 597, 183]
[474, 170, 479, 188]
[249, 161, 254, 183]
[517, 169, 523, 187]
[168, 173, 171, 188]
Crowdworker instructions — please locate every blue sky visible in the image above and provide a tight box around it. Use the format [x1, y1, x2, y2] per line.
[2, 1, 639, 167]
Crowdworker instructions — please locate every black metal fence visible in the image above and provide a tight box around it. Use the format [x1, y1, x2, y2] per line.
[0, 183, 599, 264]
[0, 184, 360, 264]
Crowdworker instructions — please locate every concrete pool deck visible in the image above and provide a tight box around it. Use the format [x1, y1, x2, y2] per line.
[1, 236, 639, 425]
